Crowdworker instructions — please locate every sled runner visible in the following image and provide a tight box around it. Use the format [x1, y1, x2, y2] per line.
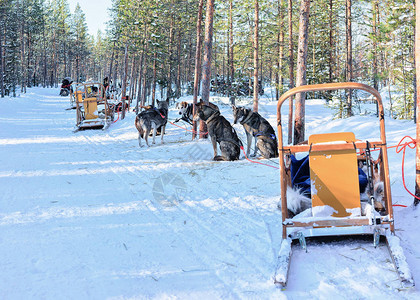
[274, 82, 414, 288]
[74, 82, 114, 130]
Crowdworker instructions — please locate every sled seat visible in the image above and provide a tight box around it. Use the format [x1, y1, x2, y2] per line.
[75, 90, 83, 104]
[83, 97, 98, 120]
[308, 132, 361, 217]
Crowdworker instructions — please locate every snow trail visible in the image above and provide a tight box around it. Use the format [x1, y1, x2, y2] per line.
[0, 87, 418, 299]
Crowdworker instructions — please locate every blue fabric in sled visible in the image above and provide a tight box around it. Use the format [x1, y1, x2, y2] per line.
[290, 154, 368, 195]
[290, 155, 311, 196]
[358, 168, 368, 193]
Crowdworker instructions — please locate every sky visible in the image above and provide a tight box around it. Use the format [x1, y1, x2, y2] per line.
[68, 0, 113, 36]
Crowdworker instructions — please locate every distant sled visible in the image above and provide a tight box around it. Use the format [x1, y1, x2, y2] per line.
[73, 82, 114, 131]
[274, 82, 414, 288]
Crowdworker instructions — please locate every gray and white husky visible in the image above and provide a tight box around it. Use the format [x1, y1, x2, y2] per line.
[135, 99, 169, 147]
[232, 106, 278, 159]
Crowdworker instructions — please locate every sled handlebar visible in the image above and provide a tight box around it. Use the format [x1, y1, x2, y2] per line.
[276, 82, 386, 144]
[277, 82, 383, 119]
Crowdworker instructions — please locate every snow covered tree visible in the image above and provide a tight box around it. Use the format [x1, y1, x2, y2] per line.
[71, 3, 89, 82]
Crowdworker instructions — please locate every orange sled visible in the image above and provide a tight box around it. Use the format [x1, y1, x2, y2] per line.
[273, 82, 414, 288]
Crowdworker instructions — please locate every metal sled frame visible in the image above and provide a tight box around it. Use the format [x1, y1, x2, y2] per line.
[274, 82, 414, 288]
[75, 82, 114, 130]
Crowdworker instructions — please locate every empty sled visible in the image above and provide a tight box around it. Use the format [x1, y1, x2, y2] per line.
[273, 82, 414, 288]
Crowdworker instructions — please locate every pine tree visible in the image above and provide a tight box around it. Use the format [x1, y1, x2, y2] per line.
[71, 3, 89, 82]
[4, 1, 20, 97]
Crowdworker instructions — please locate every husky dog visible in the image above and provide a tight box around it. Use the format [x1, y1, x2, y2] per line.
[175, 101, 194, 125]
[194, 104, 242, 161]
[135, 99, 169, 147]
[232, 106, 278, 159]
[175, 99, 219, 125]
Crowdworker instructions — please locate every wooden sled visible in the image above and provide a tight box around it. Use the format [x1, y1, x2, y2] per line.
[74, 82, 114, 130]
[273, 82, 414, 288]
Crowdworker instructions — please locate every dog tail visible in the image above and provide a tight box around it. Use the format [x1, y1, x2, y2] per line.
[278, 186, 312, 216]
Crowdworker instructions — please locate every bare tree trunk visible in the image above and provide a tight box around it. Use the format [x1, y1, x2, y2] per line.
[187, 33, 193, 83]
[415, 0, 420, 205]
[253, 0, 259, 112]
[346, 0, 353, 117]
[168, 16, 174, 100]
[293, 0, 310, 145]
[229, 0, 234, 83]
[121, 44, 129, 120]
[113, 50, 119, 91]
[0, 14, 4, 97]
[42, 18, 47, 88]
[136, 43, 145, 114]
[328, 0, 334, 100]
[373, 0, 380, 116]
[20, 9, 26, 93]
[288, 0, 294, 144]
[372, 0, 378, 91]
[108, 40, 116, 83]
[152, 50, 157, 107]
[176, 28, 182, 98]
[278, 0, 284, 100]
[192, 0, 204, 140]
[200, 0, 215, 138]
[129, 55, 136, 101]
[141, 32, 149, 107]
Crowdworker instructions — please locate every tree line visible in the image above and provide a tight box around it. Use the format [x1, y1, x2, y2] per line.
[0, 0, 416, 122]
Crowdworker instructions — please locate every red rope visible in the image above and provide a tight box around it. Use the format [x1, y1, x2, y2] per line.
[392, 204, 408, 208]
[240, 146, 279, 169]
[113, 109, 120, 123]
[112, 105, 130, 123]
[395, 136, 420, 201]
[168, 120, 208, 135]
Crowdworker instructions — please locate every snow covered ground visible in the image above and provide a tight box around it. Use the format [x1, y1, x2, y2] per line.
[0, 87, 419, 299]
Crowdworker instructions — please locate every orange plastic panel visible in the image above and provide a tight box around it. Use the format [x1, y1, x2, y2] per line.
[75, 91, 83, 103]
[309, 132, 361, 217]
[83, 98, 98, 120]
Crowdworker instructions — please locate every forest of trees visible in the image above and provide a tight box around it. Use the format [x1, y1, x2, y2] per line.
[0, 0, 416, 121]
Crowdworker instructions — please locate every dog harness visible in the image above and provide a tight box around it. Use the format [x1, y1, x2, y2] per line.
[254, 131, 276, 140]
[153, 107, 166, 119]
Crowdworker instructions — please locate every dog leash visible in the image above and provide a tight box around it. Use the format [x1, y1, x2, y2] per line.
[240, 146, 279, 169]
[395, 136, 418, 203]
[168, 119, 208, 135]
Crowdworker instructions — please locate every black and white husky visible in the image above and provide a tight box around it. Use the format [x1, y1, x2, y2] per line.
[232, 106, 278, 159]
[175, 101, 194, 125]
[134, 99, 169, 147]
[175, 99, 220, 125]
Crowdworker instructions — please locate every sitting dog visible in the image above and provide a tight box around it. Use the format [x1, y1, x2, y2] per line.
[232, 106, 278, 159]
[134, 99, 169, 147]
[175, 99, 219, 125]
[194, 104, 241, 161]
